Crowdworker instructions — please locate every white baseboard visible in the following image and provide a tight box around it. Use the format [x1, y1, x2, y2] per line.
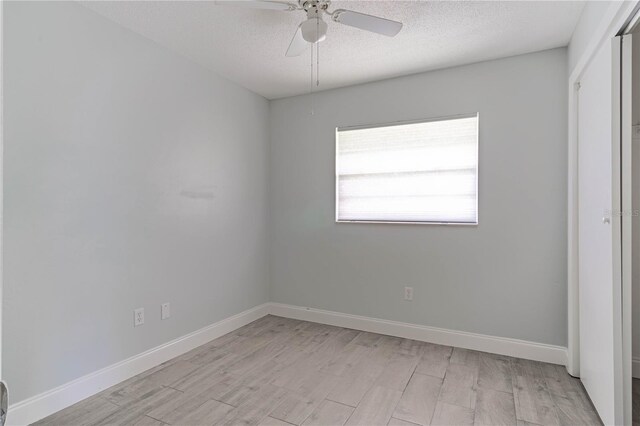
[7, 303, 271, 426]
[633, 357, 640, 379]
[269, 303, 568, 366]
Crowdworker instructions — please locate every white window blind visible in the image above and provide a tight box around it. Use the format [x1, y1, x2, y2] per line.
[336, 114, 478, 224]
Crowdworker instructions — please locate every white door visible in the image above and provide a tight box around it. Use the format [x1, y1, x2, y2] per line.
[578, 37, 624, 426]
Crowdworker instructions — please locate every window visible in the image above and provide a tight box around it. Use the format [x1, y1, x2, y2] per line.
[336, 114, 478, 224]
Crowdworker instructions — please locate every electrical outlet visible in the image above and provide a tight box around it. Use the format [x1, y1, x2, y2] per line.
[404, 287, 414, 301]
[134, 308, 144, 327]
[161, 302, 171, 320]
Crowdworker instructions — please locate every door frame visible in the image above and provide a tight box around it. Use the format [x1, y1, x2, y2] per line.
[567, 1, 639, 424]
[568, 1, 639, 376]
[621, 31, 634, 426]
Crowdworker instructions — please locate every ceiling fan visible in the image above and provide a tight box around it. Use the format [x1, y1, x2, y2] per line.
[217, 0, 403, 57]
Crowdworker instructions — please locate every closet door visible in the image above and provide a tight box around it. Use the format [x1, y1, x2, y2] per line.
[578, 36, 623, 426]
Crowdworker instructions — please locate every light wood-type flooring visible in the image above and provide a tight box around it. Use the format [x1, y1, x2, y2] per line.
[36, 315, 602, 425]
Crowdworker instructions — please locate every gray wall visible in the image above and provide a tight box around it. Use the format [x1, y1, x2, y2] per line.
[269, 48, 568, 347]
[4, 1, 270, 403]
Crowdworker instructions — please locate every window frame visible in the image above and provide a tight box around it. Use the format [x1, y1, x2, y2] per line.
[335, 113, 480, 226]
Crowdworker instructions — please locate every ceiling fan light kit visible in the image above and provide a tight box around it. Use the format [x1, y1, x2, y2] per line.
[301, 17, 327, 43]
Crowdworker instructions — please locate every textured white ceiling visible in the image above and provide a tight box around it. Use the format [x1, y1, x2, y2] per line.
[81, 1, 585, 99]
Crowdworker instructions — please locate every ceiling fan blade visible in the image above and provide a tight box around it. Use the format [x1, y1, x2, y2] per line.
[216, 1, 297, 11]
[332, 9, 402, 37]
[286, 25, 309, 57]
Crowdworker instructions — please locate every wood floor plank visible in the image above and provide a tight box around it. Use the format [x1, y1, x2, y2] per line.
[474, 388, 516, 426]
[136, 357, 182, 379]
[145, 389, 210, 424]
[346, 385, 403, 426]
[237, 315, 296, 338]
[32, 397, 120, 426]
[327, 351, 387, 407]
[551, 392, 602, 426]
[271, 350, 335, 392]
[301, 400, 354, 426]
[371, 336, 413, 361]
[516, 420, 543, 426]
[374, 352, 419, 391]
[144, 360, 202, 387]
[168, 364, 232, 394]
[477, 353, 513, 394]
[132, 415, 166, 426]
[540, 364, 601, 425]
[176, 399, 235, 425]
[96, 386, 181, 426]
[227, 341, 288, 376]
[396, 339, 426, 358]
[511, 358, 544, 379]
[320, 343, 372, 377]
[388, 418, 421, 426]
[352, 332, 384, 348]
[439, 362, 477, 409]
[233, 316, 273, 336]
[392, 373, 442, 425]
[101, 376, 164, 407]
[217, 386, 289, 426]
[272, 345, 308, 367]
[295, 371, 340, 399]
[260, 416, 297, 426]
[177, 333, 241, 363]
[512, 375, 559, 425]
[328, 374, 379, 408]
[311, 329, 362, 362]
[431, 401, 474, 426]
[269, 393, 319, 426]
[539, 363, 578, 396]
[335, 329, 362, 345]
[269, 374, 339, 425]
[245, 354, 292, 384]
[293, 324, 343, 353]
[450, 348, 481, 367]
[180, 345, 238, 366]
[223, 331, 282, 356]
[415, 343, 452, 379]
[204, 364, 284, 407]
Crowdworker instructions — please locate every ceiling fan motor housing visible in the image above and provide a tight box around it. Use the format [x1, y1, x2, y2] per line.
[300, 0, 330, 13]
